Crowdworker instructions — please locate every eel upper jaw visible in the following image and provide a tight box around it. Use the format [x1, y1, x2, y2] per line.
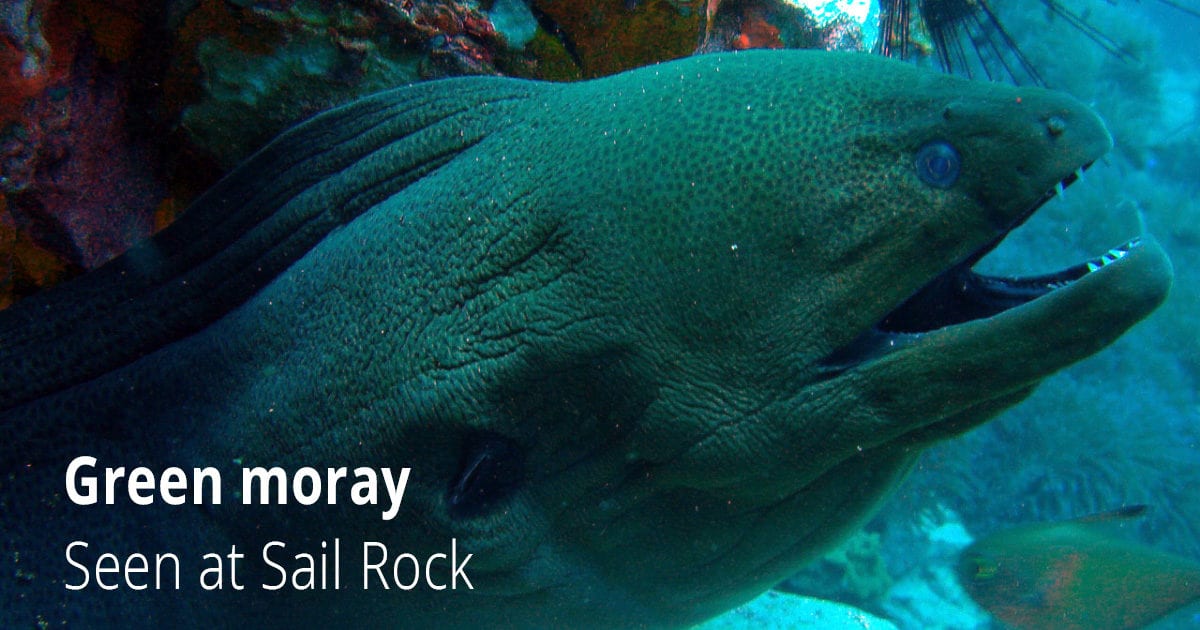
[822, 162, 1167, 371]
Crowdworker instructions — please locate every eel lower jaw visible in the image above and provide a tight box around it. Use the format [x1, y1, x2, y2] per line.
[878, 237, 1144, 334]
[821, 235, 1168, 371]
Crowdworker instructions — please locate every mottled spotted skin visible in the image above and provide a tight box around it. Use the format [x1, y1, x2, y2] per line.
[0, 51, 1170, 628]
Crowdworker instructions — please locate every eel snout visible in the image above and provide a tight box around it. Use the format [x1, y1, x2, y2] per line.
[824, 157, 1172, 370]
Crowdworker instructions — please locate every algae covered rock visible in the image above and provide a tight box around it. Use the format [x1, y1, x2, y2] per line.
[176, 0, 426, 168]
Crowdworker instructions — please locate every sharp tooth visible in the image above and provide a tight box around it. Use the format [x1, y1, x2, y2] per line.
[1075, 167, 1086, 181]
[1056, 182, 1065, 197]
[1087, 261, 1101, 273]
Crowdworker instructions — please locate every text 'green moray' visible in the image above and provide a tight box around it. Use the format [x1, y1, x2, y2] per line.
[0, 50, 1172, 628]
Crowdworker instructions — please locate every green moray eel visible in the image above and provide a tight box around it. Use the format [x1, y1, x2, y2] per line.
[0, 50, 1172, 628]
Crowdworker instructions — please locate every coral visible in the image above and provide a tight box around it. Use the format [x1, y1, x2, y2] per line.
[1, 0, 1067, 309]
[0, 0, 163, 309]
[791, 0, 876, 45]
[2, 44, 162, 262]
[782, 528, 893, 613]
[5, 58, 162, 268]
[169, 0, 429, 168]
[530, 0, 705, 78]
[832, 530, 893, 602]
[166, 0, 565, 168]
[732, 8, 785, 49]
[502, 26, 582, 80]
[700, 0, 867, 53]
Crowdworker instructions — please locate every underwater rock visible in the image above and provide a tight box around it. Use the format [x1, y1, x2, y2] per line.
[1, 0, 52, 127]
[783, 528, 893, 613]
[696, 589, 899, 629]
[699, 0, 871, 55]
[883, 566, 989, 630]
[527, 0, 876, 77]
[4, 54, 161, 269]
[168, 0, 587, 168]
[6, 0, 1166, 310]
[1, 0, 162, 307]
[170, 0, 430, 169]
[878, 506, 989, 630]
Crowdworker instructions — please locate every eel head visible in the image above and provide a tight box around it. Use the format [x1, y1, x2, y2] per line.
[500, 50, 1174, 622]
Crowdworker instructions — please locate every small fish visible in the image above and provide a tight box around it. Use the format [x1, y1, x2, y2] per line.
[958, 505, 1200, 630]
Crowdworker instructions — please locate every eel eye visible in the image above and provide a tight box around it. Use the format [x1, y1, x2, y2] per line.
[915, 140, 961, 189]
[447, 433, 524, 518]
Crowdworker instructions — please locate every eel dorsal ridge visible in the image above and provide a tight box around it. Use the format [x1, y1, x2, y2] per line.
[0, 77, 541, 412]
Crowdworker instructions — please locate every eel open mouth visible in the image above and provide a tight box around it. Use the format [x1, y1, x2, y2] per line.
[877, 236, 1142, 334]
[823, 162, 1151, 369]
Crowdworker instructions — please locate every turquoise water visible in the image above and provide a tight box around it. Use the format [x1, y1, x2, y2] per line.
[1, 0, 1197, 628]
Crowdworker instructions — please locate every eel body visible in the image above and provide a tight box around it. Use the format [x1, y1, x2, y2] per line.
[0, 50, 1171, 628]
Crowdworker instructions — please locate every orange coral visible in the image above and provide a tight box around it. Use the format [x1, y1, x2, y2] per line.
[732, 8, 783, 49]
